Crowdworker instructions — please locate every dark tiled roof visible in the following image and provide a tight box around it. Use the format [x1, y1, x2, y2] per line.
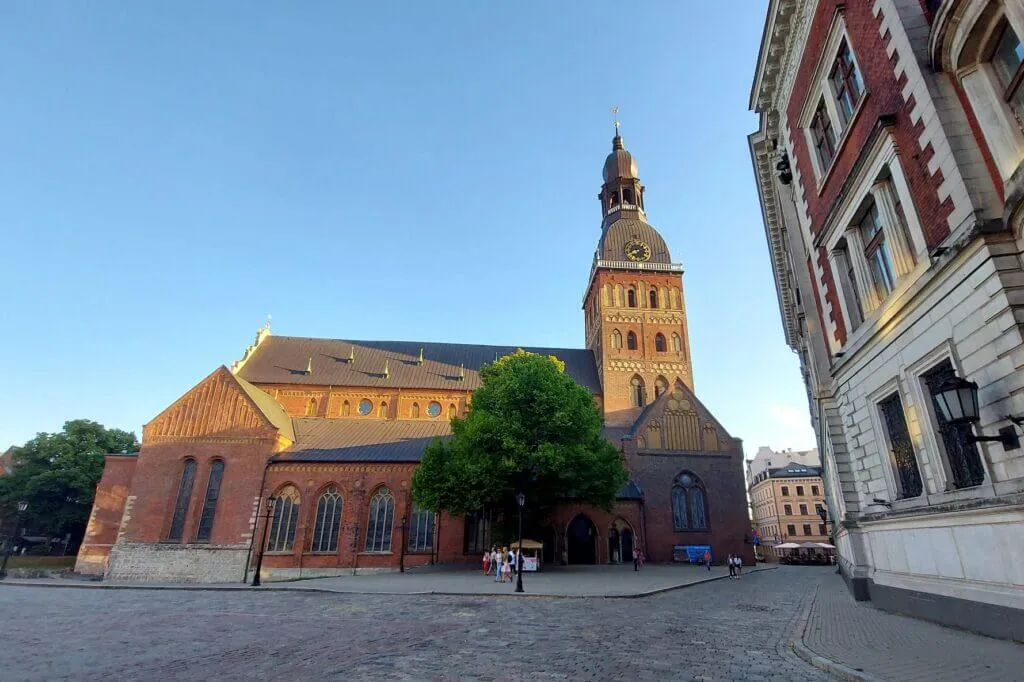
[617, 479, 643, 500]
[769, 461, 822, 478]
[237, 337, 601, 394]
[598, 217, 671, 264]
[275, 417, 452, 463]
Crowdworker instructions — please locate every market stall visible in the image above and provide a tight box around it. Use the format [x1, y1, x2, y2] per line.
[510, 539, 543, 572]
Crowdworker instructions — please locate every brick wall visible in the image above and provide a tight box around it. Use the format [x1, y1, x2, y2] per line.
[75, 454, 137, 576]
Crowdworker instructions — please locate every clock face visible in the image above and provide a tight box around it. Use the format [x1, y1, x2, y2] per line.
[624, 239, 651, 262]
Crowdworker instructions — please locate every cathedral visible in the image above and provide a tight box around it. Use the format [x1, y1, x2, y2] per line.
[76, 133, 753, 582]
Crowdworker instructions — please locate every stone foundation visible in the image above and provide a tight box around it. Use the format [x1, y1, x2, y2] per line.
[106, 542, 249, 583]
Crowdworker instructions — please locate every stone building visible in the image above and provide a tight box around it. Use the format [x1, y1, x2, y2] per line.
[75, 133, 753, 583]
[747, 453, 829, 561]
[749, 0, 1024, 639]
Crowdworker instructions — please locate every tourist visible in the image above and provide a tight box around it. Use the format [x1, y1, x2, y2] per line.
[735, 555, 743, 577]
[704, 548, 712, 571]
[483, 549, 491, 576]
[727, 554, 736, 578]
[508, 548, 517, 582]
[492, 547, 502, 581]
[632, 546, 639, 571]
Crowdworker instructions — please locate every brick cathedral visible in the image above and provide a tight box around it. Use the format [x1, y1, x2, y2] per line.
[76, 133, 753, 582]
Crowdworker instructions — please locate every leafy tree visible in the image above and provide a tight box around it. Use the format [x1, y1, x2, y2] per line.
[412, 350, 627, 528]
[0, 420, 139, 544]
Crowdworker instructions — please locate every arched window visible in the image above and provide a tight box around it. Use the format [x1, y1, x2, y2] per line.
[671, 472, 709, 531]
[311, 486, 343, 553]
[671, 333, 682, 352]
[448, 403, 457, 419]
[267, 486, 300, 552]
[196, 459, 224, 543]
[649, 289, 658, 308]
[411, 402, 420, 418]
[627, 287, 637, 308]
[627, 331, 638, 350]
[655, 376, 668, 398]
[167, 459, 197, 541]
[342, 401, 351, 416]
[612, 329, 623, 349]
[305, 398, 317, 417]
[365, 486, 395, 552]
[408, 503, 435, 553]
[623, 187, 636, 205]
[655, 333, 666, 352]
[379, 401, 388, 418]
[631, 375, 646, 407]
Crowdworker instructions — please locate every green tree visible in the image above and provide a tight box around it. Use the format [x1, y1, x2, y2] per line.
[0, 420, 139, 544]
[412, 350, 627, 528]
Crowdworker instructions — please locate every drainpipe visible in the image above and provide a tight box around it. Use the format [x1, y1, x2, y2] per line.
[242, 456, 275, 583]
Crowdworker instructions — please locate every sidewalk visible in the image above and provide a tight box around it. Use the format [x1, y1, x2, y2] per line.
[793, 572, 1023, 682]
[0, 563, 774, 599]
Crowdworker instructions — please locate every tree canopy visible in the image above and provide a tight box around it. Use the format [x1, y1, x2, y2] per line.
[412, 350, 627, 521]
[0, 420, 139, 543]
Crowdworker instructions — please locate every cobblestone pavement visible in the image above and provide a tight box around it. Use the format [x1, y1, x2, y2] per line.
[2, 566, 828, 681]
[801, 573, 1024, 681]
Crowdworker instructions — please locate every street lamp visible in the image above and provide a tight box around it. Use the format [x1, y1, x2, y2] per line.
[515, 491, 525, 594]
[933, 376, 1024, 450]
[399, 516, 408, 573]
[0, 501, 29, 580]
[251, 497, 277, 587]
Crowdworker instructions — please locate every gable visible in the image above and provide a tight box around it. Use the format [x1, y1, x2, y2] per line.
[629, 384, 736, 453]
[144, 366, 294, 443]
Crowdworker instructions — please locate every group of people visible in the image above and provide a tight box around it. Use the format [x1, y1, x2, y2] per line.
[726, 553, 743, 578]
[483, 546, 522, 583]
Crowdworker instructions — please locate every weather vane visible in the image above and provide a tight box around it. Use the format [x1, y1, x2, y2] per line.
[610, 105, 621, 134]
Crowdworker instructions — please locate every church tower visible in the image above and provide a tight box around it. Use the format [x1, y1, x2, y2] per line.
[583, 129, 693, 427]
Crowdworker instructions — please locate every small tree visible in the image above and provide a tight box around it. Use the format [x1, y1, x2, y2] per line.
[0, 420, 139, 547]
[412, 350, 627, 529]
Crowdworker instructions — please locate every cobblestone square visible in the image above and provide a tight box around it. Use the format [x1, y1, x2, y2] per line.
[1, 566, 1019, 681]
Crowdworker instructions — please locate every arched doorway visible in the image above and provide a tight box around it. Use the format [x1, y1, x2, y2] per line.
[567, 514, 597, 564]
[609, 518, 635, 564]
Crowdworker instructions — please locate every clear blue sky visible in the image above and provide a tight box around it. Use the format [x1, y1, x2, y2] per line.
[0, 1, 815, 457]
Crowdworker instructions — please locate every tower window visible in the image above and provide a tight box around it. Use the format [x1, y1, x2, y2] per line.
[655, 333, 666, 352]
[627, 331, 638, 350]
[623, 187, 635, 205]
[649, 289, 658, 308]
[627, 288, 637, 308]
[631, 375, 646, 407]
[611, 329, 623, 349]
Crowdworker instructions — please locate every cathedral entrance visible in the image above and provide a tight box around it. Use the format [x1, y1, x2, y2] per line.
[567, 514, 597, 564]
[608, 518, 634, 565]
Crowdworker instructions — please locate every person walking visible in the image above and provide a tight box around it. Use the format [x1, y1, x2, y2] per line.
[492, 547, 502, 582]
[483, 549, 491, 576]
[735, 555, 743, 578]
[704, 549, 712, 571]
[632, 546, 640, 572]
[727, 554, 736, 579]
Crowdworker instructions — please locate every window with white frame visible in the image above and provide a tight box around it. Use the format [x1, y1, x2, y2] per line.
[857, 201, 897, 300]
[800, 17, 866, 181]
[876, 392, 923, 499]
[991, 19, 1024, 125]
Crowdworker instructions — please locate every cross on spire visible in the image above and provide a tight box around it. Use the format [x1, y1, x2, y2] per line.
[610, 105, 621, 135]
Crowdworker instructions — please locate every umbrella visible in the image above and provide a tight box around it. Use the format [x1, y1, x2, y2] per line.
[774, 542, 801, 549]
[811, 542, 835, 549]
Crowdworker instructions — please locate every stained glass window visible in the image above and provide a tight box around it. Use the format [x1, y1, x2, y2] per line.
[672, 472, 709, 531]
[408, 504, 435, 552]
[267, 487, 300, 552]
[365, 487, 395, 552]
[311, 486, 343, 553]
[167, 459, 197, 542]
[195, 460, 224, 543]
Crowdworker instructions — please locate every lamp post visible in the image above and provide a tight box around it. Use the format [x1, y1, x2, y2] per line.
[0, 501, 29, 580]
[515, 491, 525, 593]
[251, 497, 277, 587]
[399, 516, 408, 573]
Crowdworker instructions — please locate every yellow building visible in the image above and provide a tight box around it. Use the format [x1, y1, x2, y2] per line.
[749, 461, 827, 561]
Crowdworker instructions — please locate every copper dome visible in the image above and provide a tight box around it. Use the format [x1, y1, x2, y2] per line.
[602, 136, 638, 182]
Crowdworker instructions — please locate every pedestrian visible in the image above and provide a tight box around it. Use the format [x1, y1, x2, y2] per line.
[492, 547, 502, 582]
[632, 546, 639, 572]
[735, 555, 743, 577]
[727, 554, 736, 578]
[483, 549, 491, 576]
[704, 548, 712, 571]
[508, 547, 517, 583]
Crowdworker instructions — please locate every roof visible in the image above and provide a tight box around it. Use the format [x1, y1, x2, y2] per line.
[236, 337, 602, 394]
[603, 135, 638, 181]
[234, 373, 295, 442]
[769, 461, 822, 478]
[275, 417, 452, 463]
[597, 217, 671, 264]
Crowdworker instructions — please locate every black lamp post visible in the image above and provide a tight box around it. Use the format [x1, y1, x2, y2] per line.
[933, 376, 1023, 450]
[251, 497, 277, 587]
[0, 501, 29, 580]
[399, 516, 408, 573]
[515, 491, 525, 593]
